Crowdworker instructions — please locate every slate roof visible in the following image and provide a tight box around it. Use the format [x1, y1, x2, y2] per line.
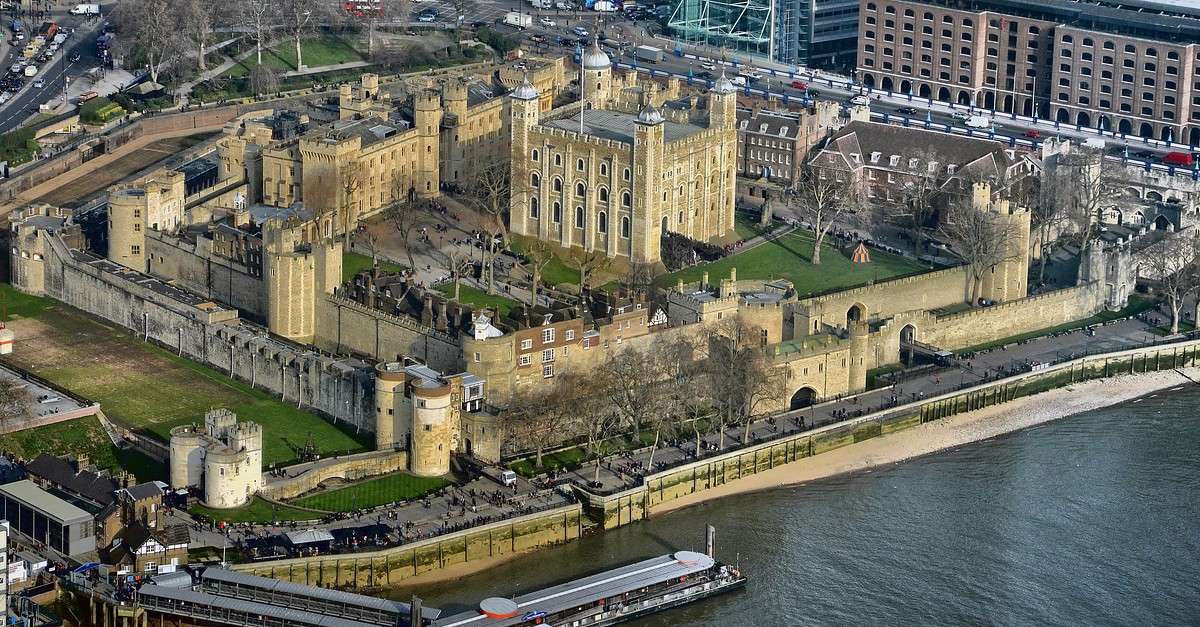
[122, 482, 163, 502]
[819, 121, 1011, 181]
[25, 454, 118, 507]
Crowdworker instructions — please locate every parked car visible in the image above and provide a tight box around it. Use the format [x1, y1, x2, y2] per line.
[897, 106, 917, 115]
[417, 10, 437, 22]
[700, 62, 715, 70]
[1162, 151, 1194, 167]
[572, 25, 589, 37]
[69, 50, 80, 62]
[539, 16, 556, 26]
[32, 78, 43, 88]
[1023, 129, 1041, 139]
[790, 79, 806, 89]
[695, 70, 713, 79]
[951, 110, 970, 121]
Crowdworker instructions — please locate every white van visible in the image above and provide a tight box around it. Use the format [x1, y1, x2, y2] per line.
[500, 470, 518, 487]
[965, 115, 992, 130]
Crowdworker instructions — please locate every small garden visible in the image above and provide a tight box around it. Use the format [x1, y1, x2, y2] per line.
[79, 97, 125, 125]
[0, 127, 39, 166]
[289, 472, 451, 512]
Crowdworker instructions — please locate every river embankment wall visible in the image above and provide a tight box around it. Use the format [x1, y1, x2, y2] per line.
[576, 339, 1200, 529]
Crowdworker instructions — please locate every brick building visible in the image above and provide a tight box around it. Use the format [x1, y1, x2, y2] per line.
[855, 0, 1200, 145]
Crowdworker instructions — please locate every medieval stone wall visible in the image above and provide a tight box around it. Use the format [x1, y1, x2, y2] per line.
[146, 232, 267, 320]
[314, 295, 463, 372]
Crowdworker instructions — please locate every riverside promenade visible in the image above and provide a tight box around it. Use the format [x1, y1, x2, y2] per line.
[556, 314, 1169, 493]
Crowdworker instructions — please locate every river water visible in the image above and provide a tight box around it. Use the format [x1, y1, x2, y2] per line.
[393, 387, 1200, 625]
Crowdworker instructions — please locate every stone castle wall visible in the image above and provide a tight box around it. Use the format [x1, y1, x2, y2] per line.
[927, 283, 1103, 350]
[258, 450, 409, 501]
[146, 232, 267, 320]
[39, 236, 377, 432]
[314, 295, 463, 372]
[797, 266, 969, 333]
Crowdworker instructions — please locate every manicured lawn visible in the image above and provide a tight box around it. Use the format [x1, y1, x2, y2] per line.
[224, 35, 365, 78]
[190, 496, 324, 524]
[954, 295, 1158, 355]
[437, 283, 520, 318]
[657, 229, 929, 297]
[508, 446, 591, 477]
[509, 235, 580, 288]
[733, 210, 772, 241]
[290, 472, 450, 512]
[0, 285, 372, 471]
[343, 251, 406, 284]
[0, 416, 165, 482]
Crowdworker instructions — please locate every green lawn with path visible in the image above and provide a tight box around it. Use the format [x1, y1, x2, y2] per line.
[509, 234, 580, 287]
[343, 251, 407, 284]
[190, 496, 324, 524]
[0, 416, 164, 482]
[290, 472, 450, 512]
[0, 285, 371, 473]
[224, 35, 366, 79]
[437, 283, 520, 318]
[658, 228, 930, 297]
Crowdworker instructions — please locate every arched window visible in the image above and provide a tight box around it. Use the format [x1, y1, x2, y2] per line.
[621, 191, 631, 207]
[530, 197, 540, 219]
[576, 158, 585, 171]
[622, 168, 631, 181]
[553, 153, 562, 166]
[553, 202, 562, 223]
[531, 149, 540, 162]
[620, 216, 630, 238]
[598, 211, 608, 233]
[575, 206, 585, 229]
[575, 181, 586, 197]
[553, 177, 563, 192]
[598, 187, 609, 202]
[531, 172, 540, 188]
[599, 162, 609, 177]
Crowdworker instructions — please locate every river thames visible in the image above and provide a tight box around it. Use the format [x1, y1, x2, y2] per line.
[394, 386, 1200, 624]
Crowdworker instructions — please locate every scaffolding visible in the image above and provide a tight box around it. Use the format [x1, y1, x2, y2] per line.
[668, 0, 775, 59]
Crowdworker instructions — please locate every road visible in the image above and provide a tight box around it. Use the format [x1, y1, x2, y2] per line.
[0, 11, 105, 135]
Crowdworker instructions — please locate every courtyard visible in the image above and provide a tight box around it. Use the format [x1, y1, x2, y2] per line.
[0, 286, 372, 475]
[659, 227, 931, 297]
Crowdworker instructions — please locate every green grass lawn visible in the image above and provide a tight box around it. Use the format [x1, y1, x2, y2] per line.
[733, 210, 772, 241]
[508, 446, 591, 477]
[290, 472, 450, 512]
[437, 283, 520, 318]
[658, 229, 929, 297]
[509, 235, 581, 288]
[190, 496, 324, 524]
[0, 285, 372, 472]
[0, 416, 164, 482]
[224, 35, 366, 79]
[954, 294, 1158, 354]
[343, 251, 407, 284]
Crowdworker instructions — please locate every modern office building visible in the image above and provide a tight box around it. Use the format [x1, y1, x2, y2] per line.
[0, 480, 96, 557]
[668, 0, 861, 68]
[855, 0, 1200, 145]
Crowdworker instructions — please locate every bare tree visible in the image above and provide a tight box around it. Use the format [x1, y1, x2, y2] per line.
[0, 379, 31, 432]
[281, 0, 325, 71]
[500, 379, 573, 469]
[788, 162, 862, 264]
[248, 64, 279, 97]
[599, 347, 656, 436]
[622, 261, 657, 297]
[383, 199, 421, 271]
[338, 161, 364, 249]
[704, 317, 788, 444]
[179, 0, 225, 72]
[519, 240, 554, 307]
[238, 0, 277, 66]
[890, 152, 944, 256]
[112, 0, 181, 85]
[1058, 149, 1124, 250]
[442, 246, 473, 302]
[1135, 231, 1199, 334]
[939, 195, 1021, 304]
[566, 249, 611, 298]
[464, 163, 512, 295]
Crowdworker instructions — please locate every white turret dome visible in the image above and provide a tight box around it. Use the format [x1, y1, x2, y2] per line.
[637, 106, 664, 125]
[511, 74, 539, 101]
[581, 41, 611, 70]
[712, 70, 737, 94]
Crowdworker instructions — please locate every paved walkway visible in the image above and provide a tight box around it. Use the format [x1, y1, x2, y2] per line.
[555, 315, 1166, 493]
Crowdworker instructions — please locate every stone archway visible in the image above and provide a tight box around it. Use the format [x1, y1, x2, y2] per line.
[1191, 127, 1200, 147]
[983, 92, 995, 109]
[863, 73, 876, 89]
[919, 84, 932, 99]
[1057, 108, 1070, 123]
[899, 323, 917, 364]
[881, 76, 894, 92]
[1154, 215, 1171, 231]
[1077, 111, 1091, 127]
[1119, 119, 1133, 135]
[1140, 122, 1154, 138]
[846, 303, 866, 327]
[900, 79, 912, 95]
[957, 91, 971, 106]
[937, 87, 951, 102]
[790, 387, 818, 410]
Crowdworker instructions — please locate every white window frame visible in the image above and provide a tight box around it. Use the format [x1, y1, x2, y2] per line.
[518, 354, 532, 366]
[542, 328, 555, 343]
[520, 339, 533, 350]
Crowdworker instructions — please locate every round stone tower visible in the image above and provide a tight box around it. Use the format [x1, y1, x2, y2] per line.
[409, 379, 453, 477]
[375, 361, 408, 451]
[107, 187, 147, 272]
[202, 447, 255, 509]
[580, 37, 612, 108]
[168, 424, 205, 489]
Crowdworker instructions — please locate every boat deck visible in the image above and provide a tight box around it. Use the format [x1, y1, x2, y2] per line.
[433, 551, 718, 627]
